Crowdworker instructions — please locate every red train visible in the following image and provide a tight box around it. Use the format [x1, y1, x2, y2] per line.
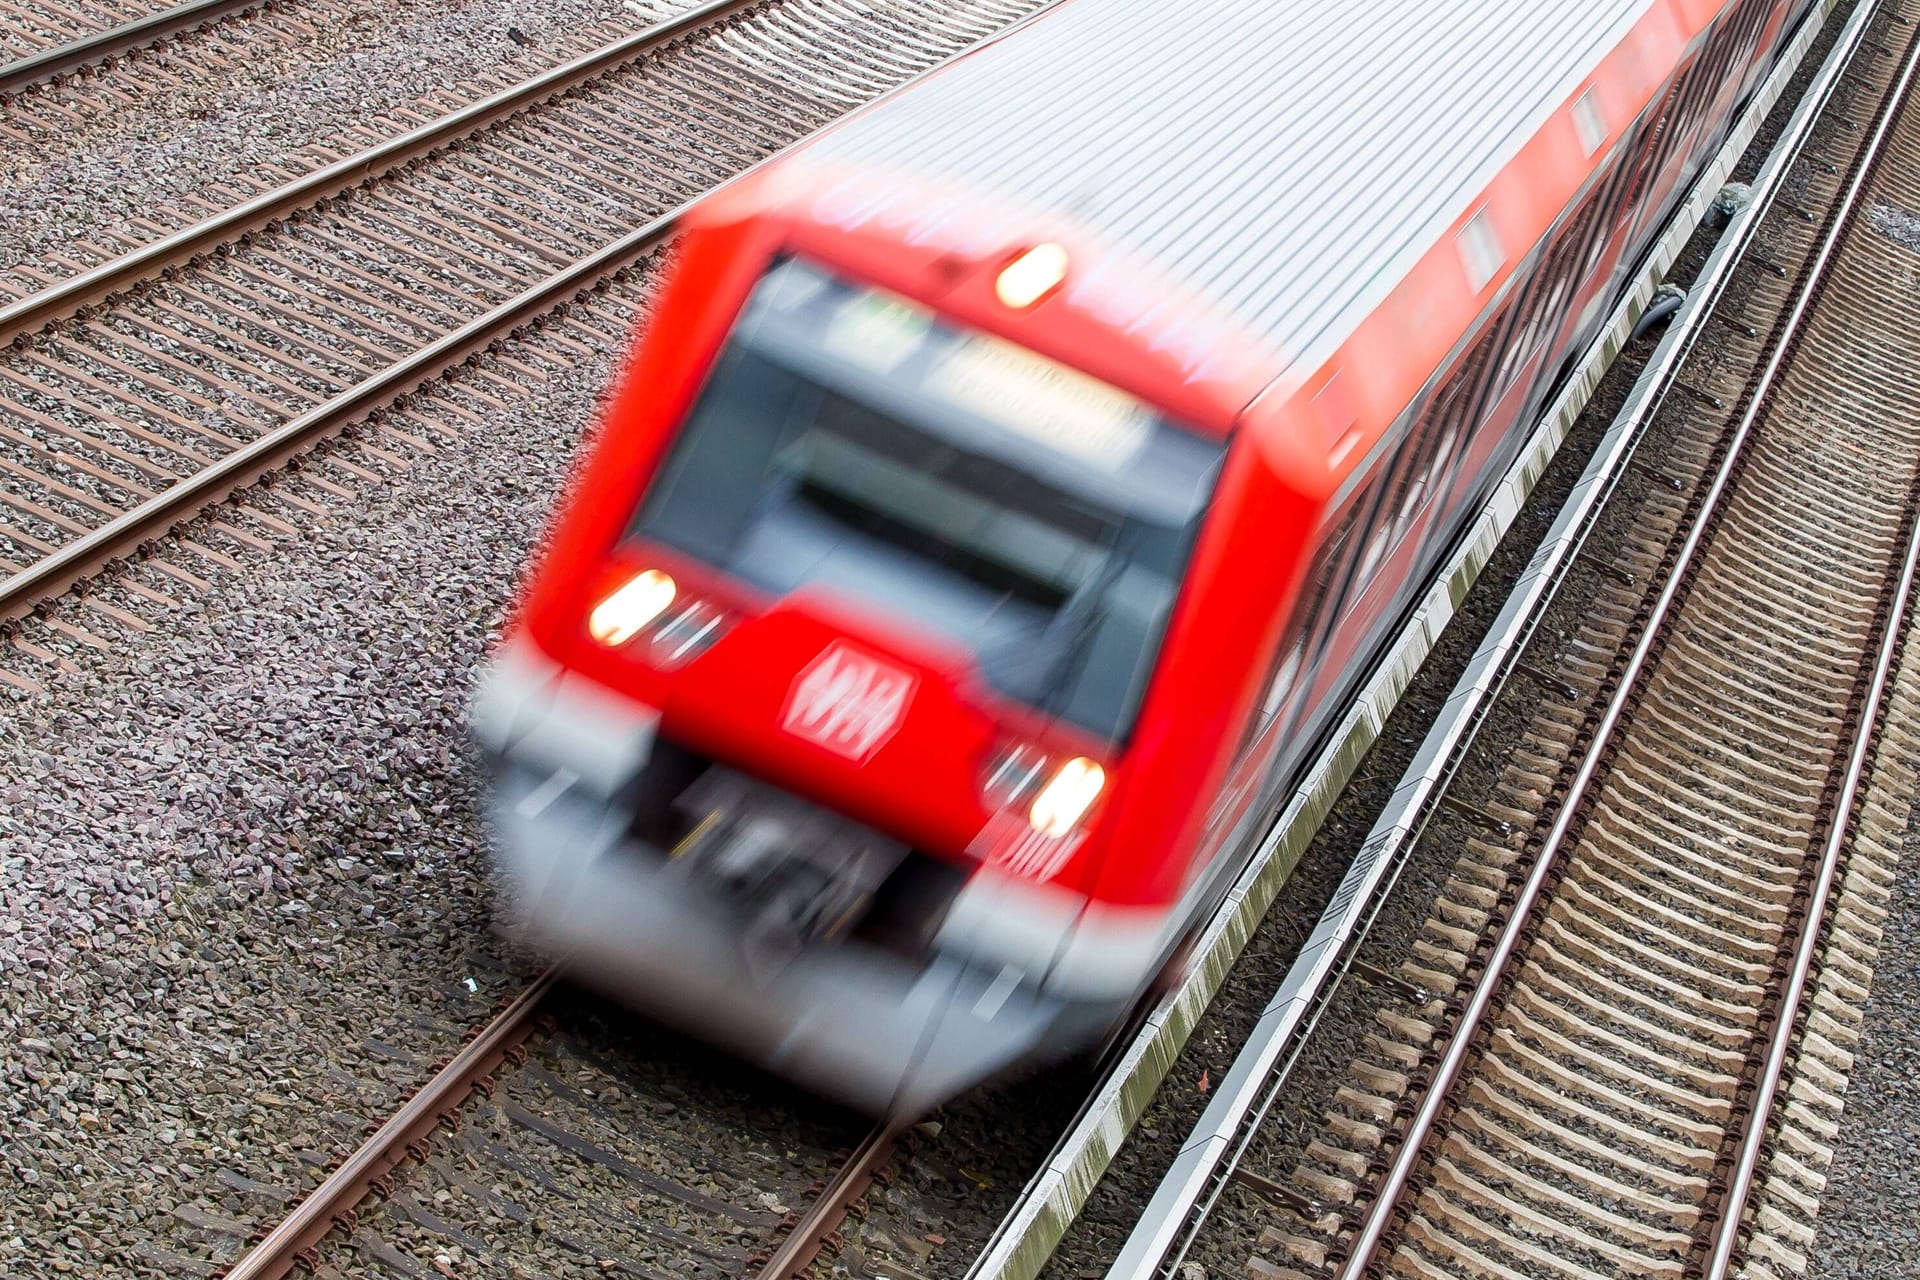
[475, 0, 1817, 1114]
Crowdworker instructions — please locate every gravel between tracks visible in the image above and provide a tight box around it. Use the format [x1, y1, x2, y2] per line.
[0, 257, 1034, 1275]
[0, 0, 698, 280]
[321, 991, 866, 1279]
[1800, 798, 1920, 1279]
[0, 250, 1043, 1275]
[0, 307, 627, 1276]
[6, 5, 1917, 1280]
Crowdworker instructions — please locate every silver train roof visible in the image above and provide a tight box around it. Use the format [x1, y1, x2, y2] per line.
[798, 0, 1657, 365]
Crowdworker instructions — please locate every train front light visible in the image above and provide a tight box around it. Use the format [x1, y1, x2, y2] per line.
[588, 569, 676, 646]
[972, 746, 1108, 881]
[1028, 756, 1105, 838]
[995, 242, 1069, 309]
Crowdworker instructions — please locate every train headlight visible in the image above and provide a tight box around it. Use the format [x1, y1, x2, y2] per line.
[588, 569, 676, 647]
[969, 749, 1106, 881]
[995, 242, 1069, 309]
[1028, 757, 1105, 838]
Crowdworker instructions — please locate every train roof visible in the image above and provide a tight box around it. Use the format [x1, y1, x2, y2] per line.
[793, 0, 1661, 368]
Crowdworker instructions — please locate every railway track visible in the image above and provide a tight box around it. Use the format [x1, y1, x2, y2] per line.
[0, 0, 1045, 647]
[1114, 2, 1920, 1278]
[0, 0, 712, 284]
[0, 230, 953, 1276]
[8, 0, 1910, 1275]
[0, 0, 737, 284]
[1327, 31, 1920, 1274]
[0, 0, 259, 95]
[217, 974, 893, 1279]
[0, 9, 1032, 1268]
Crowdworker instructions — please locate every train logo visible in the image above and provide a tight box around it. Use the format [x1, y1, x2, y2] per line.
[782, 643, 917, 761]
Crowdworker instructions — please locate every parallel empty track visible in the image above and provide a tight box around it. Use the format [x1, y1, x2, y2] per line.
[0, 0, 258, 93]
[217, 977, 893, 1280]
[0, 0, 1042, 626]
[1311, 9, 1920, 1279]
[0, 0, 274, 95]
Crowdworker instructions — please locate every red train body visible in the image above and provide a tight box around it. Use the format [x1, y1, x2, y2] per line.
[475, 0, 1818, 1113]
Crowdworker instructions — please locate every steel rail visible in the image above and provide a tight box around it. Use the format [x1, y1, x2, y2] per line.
[0, 0, 265, 97]
[0, 202, 679, 624]
[0, 0, 762, 346]
[1700, 407, 1920, 1279]
[750, 1125, 896, 1280]
[963, 4, 1852, 1277]
[1698, 76, 1920, 1280]
[1332, 19, 1920, 1278]
[220, 971, 557, 1280]
[224, 964, 885, 1280]
[1097, 0, 1885, 1273]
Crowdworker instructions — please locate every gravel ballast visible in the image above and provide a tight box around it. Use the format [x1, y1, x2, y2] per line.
[0, 0, 700, 282]
[4, 4, 1917, 1278]
[1800, 798, 1920, 1280]
[0, 310, 629, 1276]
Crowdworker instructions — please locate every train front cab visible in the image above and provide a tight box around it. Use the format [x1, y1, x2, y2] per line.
[471, 214, 1316, 1116]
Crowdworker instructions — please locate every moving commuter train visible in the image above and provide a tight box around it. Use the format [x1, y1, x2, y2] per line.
[474, 0, 1819, 1114]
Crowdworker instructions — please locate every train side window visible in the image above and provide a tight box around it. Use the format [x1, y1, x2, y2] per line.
[1684, 33, 1734, 122]
[1394, 402, 1463, 538]
[1350, 478, 1399, 593]
[1710, 0, 1773, 107]
[1241, 0, 1793, 770]
[1581, 158, 1628, 276]
[1486, 266, 1556, 396]
[1619, 78, 1685, 209]
[1490, 186, 1607, 396]
[1381, 412, 1441, 542]
[1588, 99, 1645, 240]
[1644, 1, 1773, 210]
[1676, 1, 1773, 161]
[1359, 414, 1430, 578]
[1637, 49, 1717, 205]
[1321, 466, 1400, 639]
[1734, 0, 1779, 60]
[1238, 500, 1362, 756]
[1428, 313, 1507, 481]
[1721, 0, 1765, 65]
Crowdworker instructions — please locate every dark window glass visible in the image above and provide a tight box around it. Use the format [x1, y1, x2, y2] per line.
[1492, 185, 1608, 397]
[1238, 498, 1362, 756]
[1433, 316, 1506, 459]
[1621, 78, 1686, 209]
[1637, 48, 1717, 213]
[629, 257, 1225, 743]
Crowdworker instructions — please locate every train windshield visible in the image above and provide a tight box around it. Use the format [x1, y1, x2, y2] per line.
[627, 256, 1224, 742]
